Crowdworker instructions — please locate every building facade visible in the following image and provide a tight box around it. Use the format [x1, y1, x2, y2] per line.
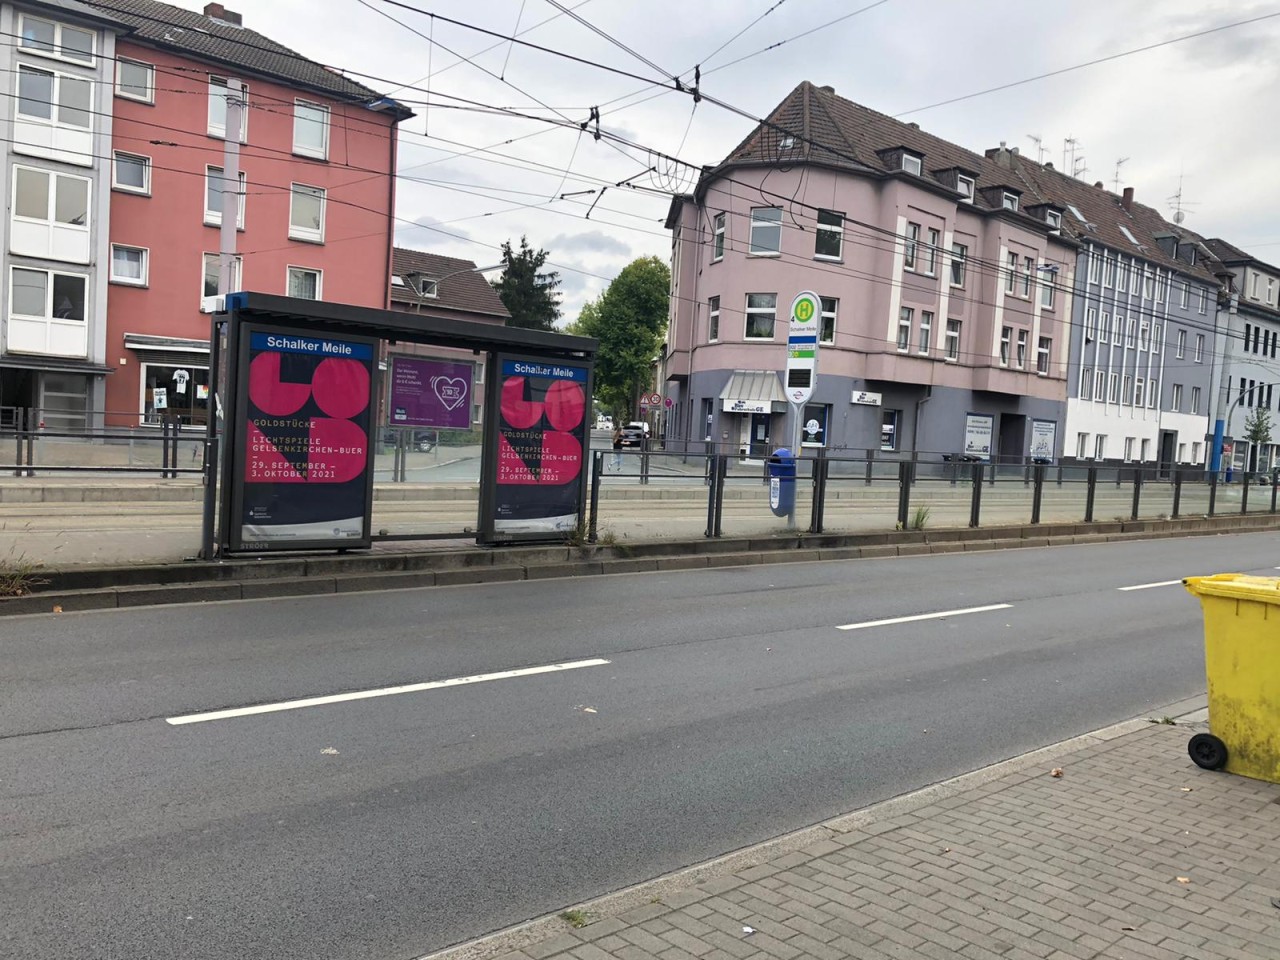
[0, 0, 126, 428]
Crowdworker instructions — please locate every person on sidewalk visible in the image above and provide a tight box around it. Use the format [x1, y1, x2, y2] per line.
[611, 425, 624, 470]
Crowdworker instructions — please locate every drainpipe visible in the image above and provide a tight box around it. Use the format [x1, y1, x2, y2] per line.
[912, 386, 933, 458]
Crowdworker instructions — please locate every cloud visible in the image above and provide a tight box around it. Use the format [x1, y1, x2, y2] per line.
[547, 230, 633, 257]
[394, 216, 470, 250]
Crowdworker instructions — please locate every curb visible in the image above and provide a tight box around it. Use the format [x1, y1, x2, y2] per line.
[412, 696, 1210, 960]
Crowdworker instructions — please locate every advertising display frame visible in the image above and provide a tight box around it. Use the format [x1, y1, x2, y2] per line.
[478, 352, 594, 544]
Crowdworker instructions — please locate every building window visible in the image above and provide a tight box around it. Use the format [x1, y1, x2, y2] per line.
[904, 223, 920, 271]
[1002, 192, 1019, 211]
[918, 311, 933, 355]
[1095, 434, 1107, 461]
[1179, 281, 1189, 308]
[881, 410, 899, 451]
[1147, 379, 1158, 408]
[1133, 376, 1144, 406]
[744, 292, 776, 339]
[950, 243, 967, 287]
[1143, 271, 1155, 300]
[707, 295, 720, 341]
[1109, 373, 1120, 403]
[1087, 249, 1100, 284]
[1095, 370, 1106, 401]
[1199, 287, 1208, 314]
[901, 153, 922, 175]
[20, 14, 94, 64]
[13, 166, 89, 227]
[1123, 438, 1135, 462]
[957, 175, 975, 202]
[1195, 334, 1204, 362]
[819, 297, 836, 344]
[1036, 336, 1051, 375]
[1099, 313, 1111, 343]
[1176, 329, 1186, 358]
[1084, 308, 1097, 340]
[945, 319, 961, 361]
[1126, 317, 1137, 348]
[1016, 329, 1028, 368]
[1004, 251, 1018, 294]
[115, 58, 154, 103]
[289, 183, 326, 242]
[1171, 383, 1183, 412]
[925, 228, 940, 275]
[8, 266, 87, 357]
[112, 151, 151, 194]
[1117, 258, 1129, 292]
[897, 306, 912, 351]
[1077, 433, 1089, 459]
[1046, 210, 1062, 231]
[1102, 256, 1115, 288]
[1192, 441, 1202, 463]
[1191, 386, 1201, 414]
[208, 76, 248, 141]
[110, 244, 148, 285]
[418, 277, 439, 298]
[1039, 266, 1055, 308]
[1021, 256, 1033, 298]
[1178, 442, 1187, 462]
[711, 212, 725, 262]
[1123, 375, 1134, 405]
[287, 266, 321, 299]
[205, 166, 246, 228]
[1251, 273, 1260, 300]
[293, 100, 329, 159]
[748, 206, 781, 255]
[17, 64, 91, 129]
[801, 403, 830, 447]
[1139, 319, 1151, 350]
[1080, 366, 1093, 400]
[1152, 324, 1161, 353]
[141, 363, 211, 426]
[999, 326, 1011, 366]
[202, 252, 243, 297]
[1140, 439, 1152, 461]
[815, 209, 843, 259]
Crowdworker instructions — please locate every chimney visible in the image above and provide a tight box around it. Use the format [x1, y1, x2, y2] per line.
[1121, 186, 1134, 211]
[204, 3, 242, 24]
[1044, 161, 1054, 170]
[1093, 181, 1104, 189]
[818, 85, 834, 94]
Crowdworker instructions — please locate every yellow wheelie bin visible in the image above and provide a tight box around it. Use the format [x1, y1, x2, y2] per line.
[1183, 574, 1280, 782]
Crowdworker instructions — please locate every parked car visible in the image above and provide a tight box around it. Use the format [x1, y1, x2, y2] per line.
[619, 424, 646, 449]
[381, 428, 437, 452]
[626, 421, 650, 437]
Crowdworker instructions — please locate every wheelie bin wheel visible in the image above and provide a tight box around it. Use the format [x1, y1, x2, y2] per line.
[1188, 733, 1228, 770]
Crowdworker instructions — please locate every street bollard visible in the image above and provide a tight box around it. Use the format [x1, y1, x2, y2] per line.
[1131, 468, 1143, 521]
[588, 450, 602, 543]
[1242, 473, 1251, 514]
[1030, 464, 1046, 524]
[969, 462, 984, 527]
[896, 460, 912, 529]
[1084, 467, 1098, 522]
[1172, 469, 1183, 519]
[1209, 474, 1218, 516]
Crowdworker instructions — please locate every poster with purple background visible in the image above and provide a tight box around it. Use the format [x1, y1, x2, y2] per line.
[388, 357, 473, 429]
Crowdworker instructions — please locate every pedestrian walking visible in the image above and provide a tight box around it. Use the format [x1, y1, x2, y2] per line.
[611, 425, 624, 469]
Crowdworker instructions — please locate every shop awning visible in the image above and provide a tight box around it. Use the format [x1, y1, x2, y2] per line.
[0, 357, 113, 375]
[719, 370, 787, 414]
[124, 333, 210, 353]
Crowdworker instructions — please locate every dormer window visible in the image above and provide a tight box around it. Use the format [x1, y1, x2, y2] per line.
[1046, 210, 1062, 231]
[419, 278, 438, 298]
[957, 175, 975, 202]
[1002, 192, 1019, 212]
[901, 153, 922, 175]
[779, 136, 795, 150]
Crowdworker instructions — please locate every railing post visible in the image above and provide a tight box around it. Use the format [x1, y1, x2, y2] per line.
[588, 450, 602, 543]
[1084, 466, 1097, 522]
[199, 434, 219, 560]
[704, 439, 714, 486]
[1131, 467, 1143, 521]
[808, 447, 827, 534]
[1172, 468, 1183, 519]
[897, 460, 912, 529]
[1272, 469, 1279, 514]
[705, 453, 718, 537]
[12, 407, 23, 477]
[1208, 473, 1218, 516]
[1241, 472, 1251, 514]
[25, 408, 36, 477]
[713, 454, 727, 537]
[1030, 464, 1045, 524]
[161, 416, 171, 479]
[969, 462, 983, 527]
[865, 447, 874, 486]
[641, 437, 650, 486]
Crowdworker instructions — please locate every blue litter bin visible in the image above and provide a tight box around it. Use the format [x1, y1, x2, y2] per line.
[768, 448, 796, 517]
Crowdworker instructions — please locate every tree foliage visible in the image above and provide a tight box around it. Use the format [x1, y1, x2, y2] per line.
[1245, 407, 1273, 446]
[492, 236, 561, 331]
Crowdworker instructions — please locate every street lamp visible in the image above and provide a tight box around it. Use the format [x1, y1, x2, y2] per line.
[407, 262, 504, 299]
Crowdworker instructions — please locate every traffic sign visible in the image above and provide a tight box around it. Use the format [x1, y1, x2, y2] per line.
[785, 290, 821, 405]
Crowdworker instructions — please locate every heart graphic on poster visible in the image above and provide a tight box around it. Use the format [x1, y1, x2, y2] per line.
[431, 376, 468, 411]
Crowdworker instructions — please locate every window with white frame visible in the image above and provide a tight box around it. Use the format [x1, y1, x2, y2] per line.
[112, 151, 151, 194]
[1141, 439, 1152, 462]
[820, 297, 836, 344]
[925, 228, 940, 275]
[918, 311, 933, 355]
[1269, 278, 1276, 306]
[1077, 433, 1089, 459]
[1016, 329, 1028, 368]
[1100, 313, 1111, 343]
[1195, 334, 1204, 362]
[11, 165, 90, 263]
[20, 14, 94, 64]
[1146, 379, 1158, 408]
[1109, 373, 1120, 403]
[1085, 308, 1097, 340]
[1192, 441, 1202, 463]
[1178, 442, 1187, 462]
[289, 183, 325, 242]
[1117, 258, 1128, 292]
[901, 153, 922, 175]
[1176, 329, 1186, 358]
[744, 293, 776, 339]
[1087, 249, 1100, 284]
[1046, 209, 1062, 231]
[115, 58, 154, 103]
[208, 76, 248, 141]
[1039, 265, 1055, 308]
[1139, 319, 1150, 350]
[1095, 370, 1106, 401]
[748, 206, 781, 255]
[945, 319, 961, 361]
[1123, 375, 1134, 405]
[950, 242, 967, 287]
[1021, 256, 1033, 298]
[1002, 192, 1018, 211]
[205, 166, 246, 228]
[711, 212, 725, 262]
[957, 175, 975, 202]
[1006, 251, 1018, 293]
[1143, 270, 1155, 300]
[707, 295, 720, 341]
[1081, 366, 1093, 400]
[17, 64, 91, 129]
[1036, 336, 1051, 374]
[1123, 437, 1134, 462]
[1152, 323, 1161, 353]
[815, 209, 843, 259]
[1155, 272, 1166, 302]
[202, 252, 243, 297]
[293, 100, 330, 159]
[287, 266, 321, 299]
[897, 306, 912, 351]
[110, 244, 148, 285]
[1179, 281, 1189, 309]
[904, 223, 920, 271]
[1126, 317, 1137, 348]
[1199, 287, 1208, 314]
[1171, 383, 1183, 412]
[8, 266, 87, 357]
[1102, 256, 1115, 288]
[1000, 326, 1012, 366]
[1251, 273, 1260, 299]
[1192, 386, 1201, 414]
[1095, 434, 1107, 460]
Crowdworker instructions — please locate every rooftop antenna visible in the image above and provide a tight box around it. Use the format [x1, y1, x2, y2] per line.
[1062, 137, 1078, 175]
[1072, 154, 1088, 179]
[1169, 173, 1198, 225]
[1112, 157, 1129, 193]
[1027, 134, 1046, 164]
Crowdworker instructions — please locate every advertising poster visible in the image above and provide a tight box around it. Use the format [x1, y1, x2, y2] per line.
[1030, 419, 1057, 460]
[964, 413, 994, 461]
[489, 356, 589, 535]
[235, 327, 375, 549]
[388, 357, 472, 429]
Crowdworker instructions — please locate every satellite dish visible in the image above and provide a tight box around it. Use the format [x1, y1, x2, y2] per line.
[1174, 211, 1186, 224]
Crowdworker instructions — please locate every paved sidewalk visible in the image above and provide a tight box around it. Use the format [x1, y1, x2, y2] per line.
[434, 719, 1280, 960]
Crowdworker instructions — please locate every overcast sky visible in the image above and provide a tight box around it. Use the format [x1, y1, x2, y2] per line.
[175, 0, 1280, 324]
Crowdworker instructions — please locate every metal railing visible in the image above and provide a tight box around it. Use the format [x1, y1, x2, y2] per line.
[2, 407, 203, 478]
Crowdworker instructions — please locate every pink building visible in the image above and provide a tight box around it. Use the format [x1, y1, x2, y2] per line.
[665, 82, 1075, 462]
[98, 0, 409, 427]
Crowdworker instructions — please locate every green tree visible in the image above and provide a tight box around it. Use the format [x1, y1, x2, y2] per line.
[560, 297, 599, 337]
[492, 236, 561, 331]
[1245, 406, 1272, 472]
[575, 256, 670, 419]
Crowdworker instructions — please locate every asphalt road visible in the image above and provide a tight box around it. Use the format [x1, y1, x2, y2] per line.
[3, 533, 1272, 959]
